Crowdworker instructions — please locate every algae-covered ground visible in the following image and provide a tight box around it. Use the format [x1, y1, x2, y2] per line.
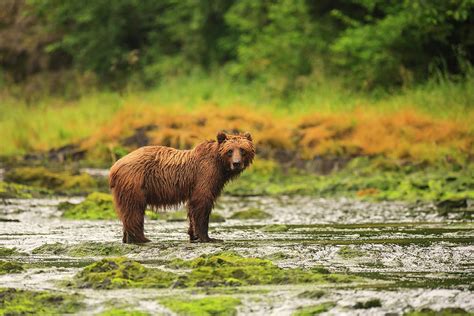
[0, 165, 473, 315]
[1, 160, 473, 202]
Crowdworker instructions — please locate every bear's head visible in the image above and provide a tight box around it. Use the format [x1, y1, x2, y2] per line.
[217, 131, 255, 173]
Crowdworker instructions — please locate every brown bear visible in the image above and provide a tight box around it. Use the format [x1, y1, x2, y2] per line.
[109, 131, 255, 244]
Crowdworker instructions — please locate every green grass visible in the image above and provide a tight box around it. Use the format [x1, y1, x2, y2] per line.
[0, 72, 472, 158]
[0, 92, 123, 156]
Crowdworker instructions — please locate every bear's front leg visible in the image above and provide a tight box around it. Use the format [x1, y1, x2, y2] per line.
[188, 196, 223, 243]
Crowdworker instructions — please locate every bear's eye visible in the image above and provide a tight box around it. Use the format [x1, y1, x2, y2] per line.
[226, 150, 233, 157]
[240, 149, 246, 156]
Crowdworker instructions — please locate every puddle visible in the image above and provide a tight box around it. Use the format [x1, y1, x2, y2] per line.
[1, 195, 473, 315]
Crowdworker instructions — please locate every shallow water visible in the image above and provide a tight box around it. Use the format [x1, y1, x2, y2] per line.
[1, 195, 473, 315]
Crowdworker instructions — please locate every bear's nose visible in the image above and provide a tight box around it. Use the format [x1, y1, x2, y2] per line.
[232, 162, 241, 168]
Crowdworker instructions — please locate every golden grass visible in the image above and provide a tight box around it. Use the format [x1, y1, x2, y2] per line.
[297, 109, 473, 163]
[80, 103, 473, 165]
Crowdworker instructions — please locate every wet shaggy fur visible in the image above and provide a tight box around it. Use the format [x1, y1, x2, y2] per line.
[109, 132, 255, 243]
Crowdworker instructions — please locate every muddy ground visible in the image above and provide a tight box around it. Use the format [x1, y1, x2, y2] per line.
[1, 185, 473, 316]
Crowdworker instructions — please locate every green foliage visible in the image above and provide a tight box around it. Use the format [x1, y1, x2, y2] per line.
[160, 296, 240, 316]
[24, 0, 474, 90]
[225, 0, 315, 94]
[331, 1, 474, 88]
[30, 0, 232, 85]
[60, 192, 115, 220]
[0, 288, 83, 315]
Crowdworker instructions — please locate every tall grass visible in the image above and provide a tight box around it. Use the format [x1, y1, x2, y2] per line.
[0, 93, 123, 155]
[0, 72, 472, 157]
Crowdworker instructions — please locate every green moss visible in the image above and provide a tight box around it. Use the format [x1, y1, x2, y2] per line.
[265, 252, 291, 261]
[338, 246, 366, 259]
[0, 247, 25, 257]
[73, 252, 360, 290]
[146, 210, 225, 222]
[292, 302, 335, 316]
[176, 252, 360, 287]
[210, 212, 226, 223]
[0, 261, 24, 275]
[68, 242, 135, 257]
[32, 242, 135, 257]
[4, 167, 97, 193]
[297, 290, 326, 299]
[261, 224, 289, 232]
[404, 308, 472, 316]
[0, 248, 16, 257]
[146, 210, 186, 221]
[353, 298, 382, 309]
[98, 309, 150, 316]
[60, 192, 116, 220]
[32, 242, 69, 255]
[224, 158, 474, 202]
[230, 208, 271, 220]
[71, 257, 177, 289]
[0, 181, 49, 198]
[160, 296, 240, 316]
[0, 288, 83, 315]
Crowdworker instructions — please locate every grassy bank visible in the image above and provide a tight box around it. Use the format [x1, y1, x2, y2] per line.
[1, 74, 473, 203]
[1, 73, 473, 162]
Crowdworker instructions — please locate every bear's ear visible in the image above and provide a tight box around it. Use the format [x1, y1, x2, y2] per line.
[243, 132, 252, 141]
[217, 131, 227, 144]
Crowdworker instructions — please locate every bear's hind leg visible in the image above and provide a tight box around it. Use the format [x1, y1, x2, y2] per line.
[123, 221, 150, 244]
[121, 204, 150, 244]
